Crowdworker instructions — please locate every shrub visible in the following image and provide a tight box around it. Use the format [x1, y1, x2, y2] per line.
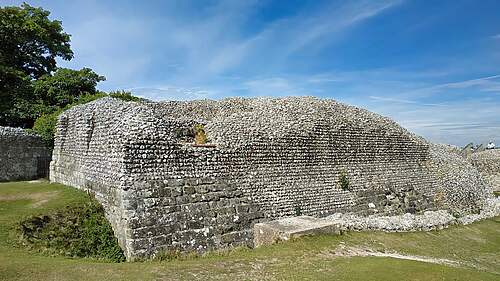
[109, 90, 141, 102]
[31, 109, 62, 147]
[339, 170, 350, 191]
[31, 91, 140, 148]
[294, 205, 302, 216]
[18, 197, 125, 262]
[74, 92, 108, 105]
[194, 124, 208, 145]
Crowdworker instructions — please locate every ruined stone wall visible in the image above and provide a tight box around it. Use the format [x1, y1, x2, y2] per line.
[0, 126, 51, 181]
[50, 101, 144, 256]
[50, 97, 491, 260]
[470, 149, 500, 191]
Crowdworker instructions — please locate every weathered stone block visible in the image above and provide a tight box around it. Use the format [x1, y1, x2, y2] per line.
[253, 216, 341, 247]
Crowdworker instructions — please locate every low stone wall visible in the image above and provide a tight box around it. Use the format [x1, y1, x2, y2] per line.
[252, 197, 500, 247]
[0, 126, 51, 181]
[326, 197, 500, 232]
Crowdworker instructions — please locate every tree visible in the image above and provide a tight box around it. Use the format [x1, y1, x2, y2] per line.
[0, 65, 35, 127]
[0, 3, 73, 127]
[31, 91, 140, 147]
[33, 68, 106, 110]
[0, 3, 73, 78]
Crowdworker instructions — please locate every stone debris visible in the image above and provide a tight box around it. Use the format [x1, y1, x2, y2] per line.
[470, 149, 500, 192]
[457, 197, 500, 225]
[326, 197, 500, 232]
[49, 97, 495, 260]
[0, 126, 51, 181]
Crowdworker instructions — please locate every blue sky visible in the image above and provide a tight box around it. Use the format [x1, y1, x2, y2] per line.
[5, 0, 500, 146]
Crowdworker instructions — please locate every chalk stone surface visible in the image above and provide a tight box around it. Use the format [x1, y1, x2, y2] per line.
[49, 97, 492, 260]
[470, 149, 500, 191]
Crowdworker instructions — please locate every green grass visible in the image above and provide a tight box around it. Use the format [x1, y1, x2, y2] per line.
[0, 180, 499, 281]
[18, 196, 125, 261]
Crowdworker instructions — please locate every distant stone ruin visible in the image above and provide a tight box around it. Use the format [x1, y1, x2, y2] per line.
[470, 149, 500, 192]
[0, 126, 51, 181]
[49, 97, 492, 260]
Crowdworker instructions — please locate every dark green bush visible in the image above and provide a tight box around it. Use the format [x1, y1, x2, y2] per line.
[294, 205, 302, 216]
[18, 198, 125, 262]
[30, 109, 62, 147]
[339, 170, 350, 191]
[30, 91, 140, 148]
[74, 92, 108, 105]
[109, 90, 141, 102]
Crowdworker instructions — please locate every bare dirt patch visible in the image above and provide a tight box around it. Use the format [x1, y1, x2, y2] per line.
[326, 243, 462, 267]
[27, 180, 46, 184]
[0, 191, 60, 208]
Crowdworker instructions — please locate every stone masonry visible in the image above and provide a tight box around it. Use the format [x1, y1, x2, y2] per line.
[0, 126, 51, 181]
[470, 149, 500, 192]
[49, 97, 493, 260]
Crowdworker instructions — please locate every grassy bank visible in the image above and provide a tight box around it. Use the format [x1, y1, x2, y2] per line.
[0, 181, 499, 281]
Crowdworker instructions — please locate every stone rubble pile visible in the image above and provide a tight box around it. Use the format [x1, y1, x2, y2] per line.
[0, 126, 42, 140]
[470, 149, 500, 192]
[327, 197, 500, 232]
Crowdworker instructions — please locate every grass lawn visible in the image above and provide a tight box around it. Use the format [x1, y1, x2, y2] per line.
[0, 180, 499, 281]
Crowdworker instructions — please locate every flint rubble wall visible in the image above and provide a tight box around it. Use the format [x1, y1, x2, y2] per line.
[0, 126, 51, 181]
[470, 149, 500, 191]
[50, 97, 492, 259]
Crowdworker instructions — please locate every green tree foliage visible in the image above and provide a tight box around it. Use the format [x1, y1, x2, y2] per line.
[0, 4, 74, 127]
[31, 110, 61, 147]
[31, 91, 139, 147]
[0, 61, 47, 128]
[109, 90, 141, 102]
[75, 92, 109, 105]
[33, 68, 106, 110]
[0, 3, 73, 78]
[1, 3, 139, 144]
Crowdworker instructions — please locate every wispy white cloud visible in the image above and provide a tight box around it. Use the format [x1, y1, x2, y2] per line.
[271, 0, 403, 56]
[359, 97, 500, 146]
[433, 74, 500, 89]
[369, 96, 446, 107]
[5, 0, 500, 146]
[398, 74, 500, 97]
[9, 0, 404, 91]
[158, 0, 403, 87]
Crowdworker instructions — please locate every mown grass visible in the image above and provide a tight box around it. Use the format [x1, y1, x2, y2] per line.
[0, 180, 499, 281]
